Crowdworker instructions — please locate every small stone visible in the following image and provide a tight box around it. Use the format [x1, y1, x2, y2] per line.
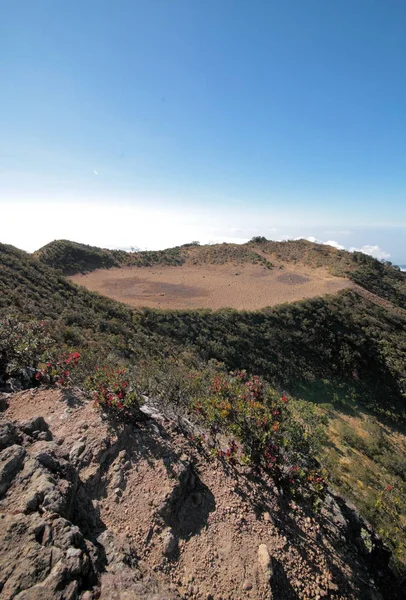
[242, 580, 253, 590]
[162, 528, 178, 557]
[0, 444, 26, 496]
[258, 544, 273, 582]
[24, 491, 40, 513]
[263, 511, 273, 523]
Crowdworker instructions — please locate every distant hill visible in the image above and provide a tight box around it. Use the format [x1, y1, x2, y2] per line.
[34, 239, 186, 275]
[35, 238, 406, 310]
[0, 242, 148, 354]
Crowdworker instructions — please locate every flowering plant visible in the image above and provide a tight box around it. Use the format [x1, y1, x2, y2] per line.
[85, 365, 140, 416]
[193, 370, 327, 506]
[35, 352, 81, 387]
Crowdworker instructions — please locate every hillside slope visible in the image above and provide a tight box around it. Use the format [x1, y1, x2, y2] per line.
[0, 242, 145, 356]
[0, 387, 400, 600]
[1, 240, 406, 579]
[2, 242, 405, 414]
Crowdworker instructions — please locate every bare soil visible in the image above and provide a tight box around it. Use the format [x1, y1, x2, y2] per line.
[1, 388, 390, 600]
[70, 264, 352, 310]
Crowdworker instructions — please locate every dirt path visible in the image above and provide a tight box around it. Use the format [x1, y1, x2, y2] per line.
[70, 263, 352, 310]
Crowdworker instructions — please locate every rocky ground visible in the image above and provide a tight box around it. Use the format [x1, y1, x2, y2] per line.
[0, 388, 400, 599]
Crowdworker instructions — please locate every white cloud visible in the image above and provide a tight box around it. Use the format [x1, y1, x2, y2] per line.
[297, 236, 390, 260]
[295, 236, 344, 249]
[0, 200, 395, 264]
[0, 201, 254, 252]
[349, 245, 391, 260]
[324, 240, 345, 250]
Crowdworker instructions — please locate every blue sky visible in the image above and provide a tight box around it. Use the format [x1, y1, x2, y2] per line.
[1, 0, 405, 263]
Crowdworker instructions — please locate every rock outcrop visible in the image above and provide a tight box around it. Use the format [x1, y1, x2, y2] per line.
[0, 388, 401, 599]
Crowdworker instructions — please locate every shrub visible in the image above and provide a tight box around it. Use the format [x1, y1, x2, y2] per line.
[35, 351, 81, 387]
[250, 236, 268, 244]
[0, 316, 54, 386]
[374, 483, 406, 570]
[194, 370, 327, 506]
[85, 365, 141, 418]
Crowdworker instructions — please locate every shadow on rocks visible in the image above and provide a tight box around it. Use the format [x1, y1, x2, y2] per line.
[271, 558, 301, 600]
[157, 464, 216, 540]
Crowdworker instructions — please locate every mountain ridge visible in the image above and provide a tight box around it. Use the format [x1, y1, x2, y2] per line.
[34, 238, 406, 311]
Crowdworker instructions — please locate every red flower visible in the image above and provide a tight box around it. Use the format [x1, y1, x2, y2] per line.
[281, 395, 288, 403]
[385, 485, 392, 491]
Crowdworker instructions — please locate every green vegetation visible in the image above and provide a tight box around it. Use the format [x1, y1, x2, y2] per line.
[85, 365, 141, 418]
[35, 239, 185, 274]
[35, 239, 120, 274]
[0, 243, 151, 355]
[191, 370, 327, 508]
[35, 239, 275, 273]
[1, 240, 406, 574]
[139, 291, 406, 418]
[323, 412, 406, 569]
[0, 317, 53, 385]
[186, 242, 274, 268]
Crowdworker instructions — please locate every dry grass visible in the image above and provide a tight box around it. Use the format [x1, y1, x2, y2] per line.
[70, 263, 352, 310]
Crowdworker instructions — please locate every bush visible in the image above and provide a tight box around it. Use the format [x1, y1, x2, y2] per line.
[35, 351, 81, 387]
[194, 370, 327, 506]
[250, 236, 268, 244]
[85, 365, 141, 419]
[0, 316, 54, 387]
